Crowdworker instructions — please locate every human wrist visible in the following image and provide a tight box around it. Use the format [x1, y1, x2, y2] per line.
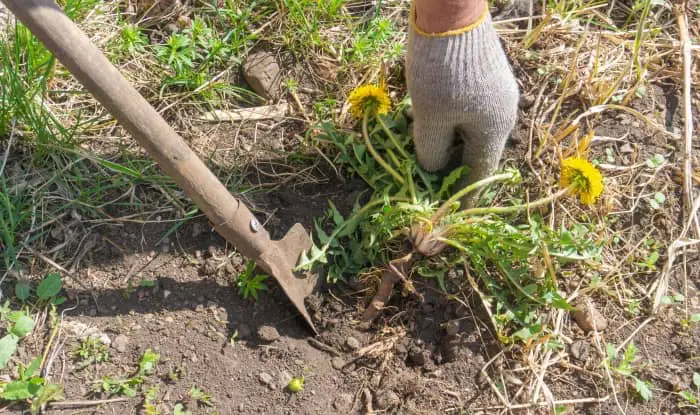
[412, 0, 488, 34]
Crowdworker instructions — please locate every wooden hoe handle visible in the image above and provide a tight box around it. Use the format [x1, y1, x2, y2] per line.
[1, 0, 275, 262]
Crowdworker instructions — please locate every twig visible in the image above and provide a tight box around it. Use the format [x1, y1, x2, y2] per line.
[650, 192, 700, 313]
[48, 397, 131, 408]
[615, 317, 654, 354]
[674, 4, 697, 237]
[307, 337, 341, 357]
[0, 119, 15, 178]
[472, 395, 610, 411]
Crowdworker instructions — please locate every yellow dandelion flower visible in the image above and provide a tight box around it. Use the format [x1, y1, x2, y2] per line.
[348, 84, 391, 119]
[560, 157, 604, 205]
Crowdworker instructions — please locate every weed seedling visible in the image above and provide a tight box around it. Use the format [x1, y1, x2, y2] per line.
[678, 372, 700, 408]
[236, 261, 269, 301]
[95, 349, 160, 397]
[604, 342, 654, 401]
[73, 336, 109, 369]
[188, 385, 213, 407]
[0, 356, 64, 414]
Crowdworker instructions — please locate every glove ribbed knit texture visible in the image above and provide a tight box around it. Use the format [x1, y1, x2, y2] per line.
[406, 7, 519, 194]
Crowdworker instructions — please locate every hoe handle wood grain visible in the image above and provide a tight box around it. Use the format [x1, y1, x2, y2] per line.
[2, 0, 318, 333]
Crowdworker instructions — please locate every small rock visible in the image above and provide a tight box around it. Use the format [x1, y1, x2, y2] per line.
[375, 390, 400, 410]
[164, 316, 174, 324]
[331, 357, 345, 370]
[112, 334, 128, 353]
[619, 143, 634, 153]
[409, 346, 429, 366]
[345, 336, 361, 350]
[572, 298, 608, 332]
[143, 313, 154, 320]
[519, 94, 536, 109]
[238, 324, 251, 339]
[445, 320, 460, 337]
[163, 289, 171, 299]
[259, 372, 273, 385]
[333, 393, 353, 411]
[279, 371, 293, 386]
[570, 340, 589, 361]
[242, 51, 282, 100]
[195, 304, 204, 312]
[257, 326, 280, 342]
[238, 403, 245, 412]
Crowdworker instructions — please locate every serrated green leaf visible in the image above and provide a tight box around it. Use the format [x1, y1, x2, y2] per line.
[10, 313, 34, 338]
[15, 281, 30, 302]
[0, 334, 19, 369]
[438, 166, 469, 199]
[635, 378, 653, 401]
[605, 343, 617, 361]
[24, 356, 42, 379]
[37, 273, 62, 300]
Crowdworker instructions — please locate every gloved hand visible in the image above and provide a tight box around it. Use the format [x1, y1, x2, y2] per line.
[406, 2, 519, 206]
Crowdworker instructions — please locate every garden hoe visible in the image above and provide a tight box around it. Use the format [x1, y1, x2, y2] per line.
[2, 0, 320, 334]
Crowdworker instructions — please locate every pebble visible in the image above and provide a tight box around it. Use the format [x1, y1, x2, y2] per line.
[345, 336, 361, 350]
[259, 372, 275, 389]
[572, 298, 608, 332]
[112, 334, 128, 353]
[278, 371, 293, 386]
[163, 290, 171, 299]
[331, 357, 345, 370]
[375, 390, 400, 410]
[257, 326, 280, 342]
[242, 51, 282, 100]
[445, 320, 460, 337]
[164, 316, 174, 324]
[570, 340, 589, 361]
[238, 403, 245, 412]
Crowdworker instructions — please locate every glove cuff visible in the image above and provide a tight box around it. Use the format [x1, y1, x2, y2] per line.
[409, 3, 489, 37]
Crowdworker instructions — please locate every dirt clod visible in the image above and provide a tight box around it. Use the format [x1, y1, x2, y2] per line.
[375, 390, 400, 410]
[570, 339, 589, 361]
[333, 393, 354, 411]
[257, 325, 281, 342]
[112, 334, 128, 353]
[572, 298, 608, 332]
[345, 336, 361, 350]
[259, 372, 274, 389]
[409, 346, 430, 366]
[242, 51, 282, 100]
[331, 356, 346, 370]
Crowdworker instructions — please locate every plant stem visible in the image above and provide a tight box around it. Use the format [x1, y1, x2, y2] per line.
[377, 115, 409, 159]
[433, 172, 516, 222]
[406, 164, 417, 204]
[362, 113, 405, 185]
[456, 186, 573, 217]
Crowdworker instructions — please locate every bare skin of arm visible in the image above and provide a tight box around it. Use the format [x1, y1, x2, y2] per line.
[412, 0, 487, 33]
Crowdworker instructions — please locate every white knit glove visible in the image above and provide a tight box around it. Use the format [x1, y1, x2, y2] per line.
[406, 5, 519, 205]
